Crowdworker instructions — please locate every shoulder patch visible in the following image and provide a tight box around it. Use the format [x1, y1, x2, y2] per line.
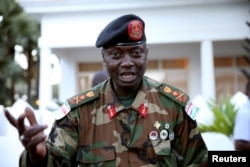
[54, 102, 71, 120]
[185, 100, 201, 120]
[54, 89, 99, 120]
[159, 84, 189, 107]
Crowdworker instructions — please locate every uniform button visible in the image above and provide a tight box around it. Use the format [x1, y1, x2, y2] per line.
[169, 132, 175, 140]
[164, 123, 170, 129]
[160, 129, 168, 140]
[149, 131, 158, 140]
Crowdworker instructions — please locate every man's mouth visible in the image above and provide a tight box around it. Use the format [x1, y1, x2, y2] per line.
[121, 72, 134, 78]
[120, 72, 135, 81]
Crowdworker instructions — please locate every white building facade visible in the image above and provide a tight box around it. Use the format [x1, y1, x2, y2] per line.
[17, 0, 250, 110]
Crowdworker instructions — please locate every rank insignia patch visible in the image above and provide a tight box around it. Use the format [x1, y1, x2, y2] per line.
[86, 91, 94, 97]
[164, 86, 172, 93]
[66, 89, 99, 111]
[160, 85, 190, 107]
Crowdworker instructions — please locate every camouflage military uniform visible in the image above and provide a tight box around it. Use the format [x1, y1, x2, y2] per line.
[20, 76, 208, 167]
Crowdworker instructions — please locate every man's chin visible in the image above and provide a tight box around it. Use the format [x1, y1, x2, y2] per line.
[119, 79, 142, 88]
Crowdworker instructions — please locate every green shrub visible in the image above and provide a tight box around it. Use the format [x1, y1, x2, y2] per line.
[198, 97, 238, 137]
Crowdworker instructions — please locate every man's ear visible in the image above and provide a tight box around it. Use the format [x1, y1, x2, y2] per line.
[101, 49, 106, 67]
[103, 62, 106, 68]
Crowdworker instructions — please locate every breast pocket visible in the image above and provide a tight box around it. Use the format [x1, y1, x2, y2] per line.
[77, 145, 116, 167]
[151, 139, 178, 167]
[151, 139, 171, 156]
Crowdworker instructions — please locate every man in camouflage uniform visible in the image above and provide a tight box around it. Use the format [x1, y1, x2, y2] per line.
[5, 14, 208, 167]
[91, 70, 109, 87]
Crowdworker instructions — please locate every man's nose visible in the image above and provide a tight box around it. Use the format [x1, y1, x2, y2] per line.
[121, 54, 134, 67]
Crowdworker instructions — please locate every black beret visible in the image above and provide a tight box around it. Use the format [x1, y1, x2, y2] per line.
[95, 14, 146, 48]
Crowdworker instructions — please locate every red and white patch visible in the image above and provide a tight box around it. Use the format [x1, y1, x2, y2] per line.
[107, 105, 116, 119]
[54, 102, 71, 120]
[128, 20, 143, 41]
[139, 103, 148, 118]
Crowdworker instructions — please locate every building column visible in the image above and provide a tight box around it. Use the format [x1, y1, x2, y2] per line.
[58, 55, 78, 102]
[188, 50, 201, 100]
[39, 47, 52, 110]
[200, 40, 215, 100]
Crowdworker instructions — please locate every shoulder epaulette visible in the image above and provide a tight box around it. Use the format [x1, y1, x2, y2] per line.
[145, 76, 162, 88]
[159, 83, 189, 107]
[160, 84, 202, 120]
[54, 89, 99, 120]
[66, 89, 100, 109]
[145, 76, 189, 107]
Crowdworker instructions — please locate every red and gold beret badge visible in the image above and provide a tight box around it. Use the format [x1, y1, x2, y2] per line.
[128, 20, 143, 41]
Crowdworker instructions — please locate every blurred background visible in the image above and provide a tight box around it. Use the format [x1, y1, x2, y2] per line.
[0, 0, 250, 166]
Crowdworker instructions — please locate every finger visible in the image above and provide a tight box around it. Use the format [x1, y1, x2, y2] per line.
[20, 125, 47, 147]
[26, 135, 47, 149]
[4, 109, 17, 128]
[17, 113, 26, 135]
[25, 107, 38, 126]
[20, 134, 30, 144]
[22, 125, 48, 139]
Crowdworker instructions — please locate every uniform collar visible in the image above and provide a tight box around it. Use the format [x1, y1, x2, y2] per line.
[105, 77, 149, 119]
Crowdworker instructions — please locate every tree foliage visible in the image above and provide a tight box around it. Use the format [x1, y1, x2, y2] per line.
[0, 0, 40, 107]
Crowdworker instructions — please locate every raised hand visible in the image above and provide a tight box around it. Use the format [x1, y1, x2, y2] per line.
[4, 107, 48, 164]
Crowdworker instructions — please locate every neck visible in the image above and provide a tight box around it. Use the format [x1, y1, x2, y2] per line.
[111, 81, 141, 98]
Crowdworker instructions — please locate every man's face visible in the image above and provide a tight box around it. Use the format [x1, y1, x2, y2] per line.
[102, 43, 148, 93]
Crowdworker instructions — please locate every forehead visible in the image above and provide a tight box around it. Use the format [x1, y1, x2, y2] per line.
[103, 43, 146, 51]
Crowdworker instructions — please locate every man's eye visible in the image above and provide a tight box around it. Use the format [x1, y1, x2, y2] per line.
[130, 49, 142, 57]
[110, 52, 121, 58]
